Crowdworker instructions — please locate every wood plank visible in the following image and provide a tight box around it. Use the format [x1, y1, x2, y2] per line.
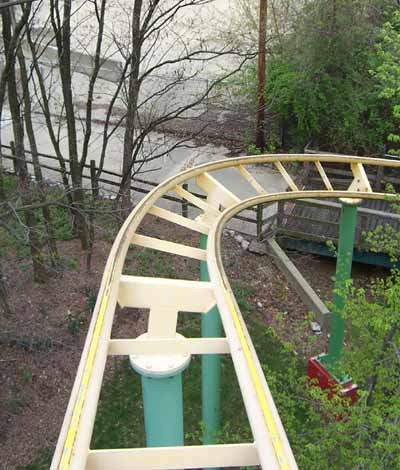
[279, 228, 338, 244]
[298, 198, 400, 221]
[287, 214, 339, 228]
[148, 206, 210, 234]
[131, 234, 207, 261]
[108, 337, 230, 355]
[87, 443, 260, 470]
[237, 165, 268, 194]
[266, 239, 330, 327]
[196, 172, 241, 208]
[274, 162, 299, 191]
[118, 276, 216, 313]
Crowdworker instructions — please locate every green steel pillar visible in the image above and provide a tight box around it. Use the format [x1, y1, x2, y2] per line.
[130, 334, 191, 447]
[327, 201, 358, 364]
[200, 234, 222, 445]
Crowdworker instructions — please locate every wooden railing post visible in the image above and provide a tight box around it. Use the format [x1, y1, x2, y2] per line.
[181, 183, 189, 218]
[90, 160, 99, 199]
[256, 204, 263, 240]
[277, 200, 284, 230]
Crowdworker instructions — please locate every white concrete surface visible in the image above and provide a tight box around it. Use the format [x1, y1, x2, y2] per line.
[1, 111, 287, 235]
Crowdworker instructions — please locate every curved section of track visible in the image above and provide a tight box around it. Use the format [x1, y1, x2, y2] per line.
[51, 155, 400, 470]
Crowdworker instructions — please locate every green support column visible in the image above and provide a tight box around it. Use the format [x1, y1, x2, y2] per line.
[130, 334, 191, 447]
[327, 201, 358, 364]
[200, 234, 222, 445]
[141, 374, 185, 447]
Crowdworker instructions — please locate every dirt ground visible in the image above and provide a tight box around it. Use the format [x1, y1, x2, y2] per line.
[0, 216, 383, 469]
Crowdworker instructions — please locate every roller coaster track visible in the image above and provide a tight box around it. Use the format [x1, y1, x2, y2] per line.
[51, 155, 400, 470]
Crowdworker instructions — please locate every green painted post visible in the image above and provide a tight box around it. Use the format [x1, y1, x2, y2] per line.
[200, 234, 222, 445]
[141, 374, 185, 446]
[130, 335, 190, 447]
[327, 201, 358, 364]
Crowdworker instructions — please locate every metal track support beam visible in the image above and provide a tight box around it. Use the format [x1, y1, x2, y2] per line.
[327, 201, 358, 363]
[200, 234, 222, 447]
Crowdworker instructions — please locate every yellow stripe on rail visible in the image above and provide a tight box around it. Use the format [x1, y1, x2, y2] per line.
[221, 281, 290, 470]
[59, 269, 112, 470]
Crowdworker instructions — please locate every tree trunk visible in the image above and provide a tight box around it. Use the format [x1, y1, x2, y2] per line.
[0, 262, 12, 316]
[25, 26, 73, 206]
[50, 0, 89, 250]
[255, 0, 267, 150]
[0, 0, 30, 201]
[16, 41, 60, 268]
[2, 5, 47, 283]
[120, 0, 143, 212]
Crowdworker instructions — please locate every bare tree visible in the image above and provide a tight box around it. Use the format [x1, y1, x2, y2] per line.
[101, 0, 254, 209]
[22, 0, 252, 211]
[13, 9, 60, 266]
[1, 0, 48, 283]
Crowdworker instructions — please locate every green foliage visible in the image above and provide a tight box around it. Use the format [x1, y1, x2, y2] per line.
[246, 136, 280, 155]
[0, 177, 73, 260]
[5, 395, 30, 415]
[16, 448, 53, 470]
[236, 0, 396, 154]
[276, 0, 394, 153]
[362, 186, 400, 262]
[84, 286, 97, 313]
[126, 248, 177, 278]
[66, 258, 78, 270]
[246, 142, 263, 156]
[48, 203, 73, 242]
[0, 333, 54, 351]
[231, 281, 255, 315]
[66, 310, 85, 335]
[3, 174, 17, 194]
[297, 273, 400, 469]
[372, 9, 400, 148]
[20, 367, 33, 384]
[326, 239, 338, 256]
[91, 359, 146, 449]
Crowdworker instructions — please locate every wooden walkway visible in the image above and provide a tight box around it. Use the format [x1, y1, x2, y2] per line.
[276, 161, 400, 265]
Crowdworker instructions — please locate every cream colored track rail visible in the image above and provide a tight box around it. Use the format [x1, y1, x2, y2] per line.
[51, 155, 400, 470]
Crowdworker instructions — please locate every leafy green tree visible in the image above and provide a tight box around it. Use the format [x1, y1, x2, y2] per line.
[270, 0, 397, 153]
[236, 0, 397, 153]
[363, 185, 400, 262]
[372, 9, 400, 151]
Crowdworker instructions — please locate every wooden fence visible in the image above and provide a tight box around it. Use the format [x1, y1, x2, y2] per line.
[276, 197, 400, 251]
[1, 143, 269, 238]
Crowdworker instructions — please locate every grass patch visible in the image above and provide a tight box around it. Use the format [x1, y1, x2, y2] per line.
[16, 448, 53, 470]
[124, 248, 178, 279]
[91, 359, 146, 449]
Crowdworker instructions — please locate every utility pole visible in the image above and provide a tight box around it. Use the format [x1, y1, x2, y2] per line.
[255, 0, 267, 150]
